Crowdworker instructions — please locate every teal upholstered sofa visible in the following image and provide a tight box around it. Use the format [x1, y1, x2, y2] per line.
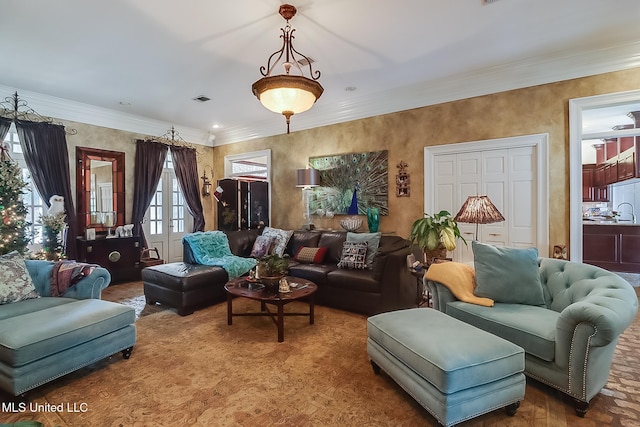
[427, 257, 638, 416]
[0, 259, 137, 396]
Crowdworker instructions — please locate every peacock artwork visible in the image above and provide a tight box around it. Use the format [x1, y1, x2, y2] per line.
[308, 150, 388, 216]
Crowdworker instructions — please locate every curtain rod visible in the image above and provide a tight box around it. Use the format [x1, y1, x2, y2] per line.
[144, 126, 204, 155]
[0, 92, 77, 135]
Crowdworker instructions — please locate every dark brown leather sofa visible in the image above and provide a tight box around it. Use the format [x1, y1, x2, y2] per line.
[142, 229, 416, 316]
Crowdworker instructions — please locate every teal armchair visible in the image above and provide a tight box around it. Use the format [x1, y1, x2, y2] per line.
[428, 257, 638, 416]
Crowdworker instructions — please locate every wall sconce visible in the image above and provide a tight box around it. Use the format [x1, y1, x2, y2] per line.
[201, 165, 213, 197]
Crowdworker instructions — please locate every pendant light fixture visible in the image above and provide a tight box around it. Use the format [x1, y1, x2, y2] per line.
[251, 4, 323, 134]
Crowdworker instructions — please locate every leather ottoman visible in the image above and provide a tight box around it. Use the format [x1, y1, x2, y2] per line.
[141, 262, 229, 315]
[367, 308, 525, 426]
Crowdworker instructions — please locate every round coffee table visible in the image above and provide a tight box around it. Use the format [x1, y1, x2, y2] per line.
[224, 276, 318, 342]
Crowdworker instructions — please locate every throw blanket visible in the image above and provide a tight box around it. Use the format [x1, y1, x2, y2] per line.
[425, 262, 494, 307]
[182, 231, 257, 279]
[51, 261, 99, 297]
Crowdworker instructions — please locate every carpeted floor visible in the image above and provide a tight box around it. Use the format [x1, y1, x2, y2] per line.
[2, 284, 639, 426]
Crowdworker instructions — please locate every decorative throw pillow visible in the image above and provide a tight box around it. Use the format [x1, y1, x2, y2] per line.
[261, 227, 294, 256]
[347, 232, 381, 269]
[294, 246, 328, 264]
[0, 251, 40, 305]
[250, 235, 274, 258]
[337, 242, 368, 270]
[472, 241, 545, 306]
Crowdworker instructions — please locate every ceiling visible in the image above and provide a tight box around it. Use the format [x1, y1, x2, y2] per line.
[1, 0, 640, 146]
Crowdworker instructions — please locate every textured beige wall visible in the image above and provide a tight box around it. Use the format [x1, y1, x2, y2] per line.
[211, 67, 640, 253]
[52, 120, 214, 231]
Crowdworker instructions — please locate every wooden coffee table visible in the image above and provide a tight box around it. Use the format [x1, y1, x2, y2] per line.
[224, 276, 318, 342]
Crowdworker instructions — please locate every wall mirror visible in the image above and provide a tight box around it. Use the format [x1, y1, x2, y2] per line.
[76, 147, 125, 234]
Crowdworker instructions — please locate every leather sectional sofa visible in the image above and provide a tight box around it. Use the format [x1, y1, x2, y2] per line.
[142, 229, 416, 316]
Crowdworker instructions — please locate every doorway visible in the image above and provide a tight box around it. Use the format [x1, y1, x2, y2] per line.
[568, 89, 640, 262]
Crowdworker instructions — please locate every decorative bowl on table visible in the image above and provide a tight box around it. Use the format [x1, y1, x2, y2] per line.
[340, 217, 363, 232]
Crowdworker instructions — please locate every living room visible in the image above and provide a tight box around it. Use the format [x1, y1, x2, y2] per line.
[1, 2, 640, 426]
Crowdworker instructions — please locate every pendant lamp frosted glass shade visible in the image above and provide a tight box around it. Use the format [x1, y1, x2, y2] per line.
[252, 75, 323, 115]
[252, 4, 323, 133]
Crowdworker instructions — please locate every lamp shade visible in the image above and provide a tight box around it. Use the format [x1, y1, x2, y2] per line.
[454, 195, 505, 224]
[296, 168, 320, 187]
[253, 75, 323, 115]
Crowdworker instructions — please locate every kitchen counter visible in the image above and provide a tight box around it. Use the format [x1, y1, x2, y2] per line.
[583, 220, 639, 226]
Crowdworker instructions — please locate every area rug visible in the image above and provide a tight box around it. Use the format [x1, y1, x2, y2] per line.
[2, 289, 639, 426]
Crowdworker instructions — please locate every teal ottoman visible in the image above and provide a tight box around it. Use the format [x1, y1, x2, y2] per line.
[367, 308, 525, 426]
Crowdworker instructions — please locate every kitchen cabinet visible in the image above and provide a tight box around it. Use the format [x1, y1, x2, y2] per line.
[617, 149, 635, 181]
[604, 162, 618, 184]
[582, 164, 609, 202]
[583, 224, 640, 273]
[582, 165, 594, 202]
[76, 236, 141, 283]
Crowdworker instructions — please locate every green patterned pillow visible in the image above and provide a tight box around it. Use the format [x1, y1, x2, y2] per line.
[0, 251, 40, 305]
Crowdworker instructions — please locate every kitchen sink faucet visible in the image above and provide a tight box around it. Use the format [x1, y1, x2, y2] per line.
[616, 202, 636, 224]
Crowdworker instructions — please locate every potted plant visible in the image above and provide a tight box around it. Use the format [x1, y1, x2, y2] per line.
[256, 254, 289, 289]
[409, 210, 466, 264]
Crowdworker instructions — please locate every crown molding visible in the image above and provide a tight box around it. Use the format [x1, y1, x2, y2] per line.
[0, 84, 212, 146]
[213, 39, 640, 145]
[2, 39, 639, 148]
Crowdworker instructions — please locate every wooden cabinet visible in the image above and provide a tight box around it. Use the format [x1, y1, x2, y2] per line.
[76, 236, 141, 283]
[582, 164, 609, 202]
[594, 185, 609, 202]
[582, 165, 594, 202]
[617, 149, 635, 181]
[583, 224, 640, 273]
[216, 179, 269, 231]
[604, 162, 618, 184]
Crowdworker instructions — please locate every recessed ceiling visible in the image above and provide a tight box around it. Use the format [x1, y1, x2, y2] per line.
[1, 1, 639, 146]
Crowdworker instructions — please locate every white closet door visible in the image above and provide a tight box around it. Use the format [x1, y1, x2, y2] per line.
[456, 152, 482, 263]
[432, 146, 537, 264]
[509, 146, 537, 248]
[482, 150, 508, 247]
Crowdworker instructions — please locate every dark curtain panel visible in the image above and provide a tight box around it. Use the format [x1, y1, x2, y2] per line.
[15, 120, 78, 259]
[131, 139, 168, 248]
[170, 145, 205, 232]
[0, 117, 11, 142]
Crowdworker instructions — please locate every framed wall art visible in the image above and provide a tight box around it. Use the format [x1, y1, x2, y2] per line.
[308, 150, 388, 216]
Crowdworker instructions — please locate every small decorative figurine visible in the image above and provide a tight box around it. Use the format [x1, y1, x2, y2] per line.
[278, 277, 291, 293]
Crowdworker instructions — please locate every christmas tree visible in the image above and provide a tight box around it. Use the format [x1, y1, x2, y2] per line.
[0, 145, 29, 255]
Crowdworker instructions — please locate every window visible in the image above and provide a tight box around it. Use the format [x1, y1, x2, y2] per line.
[171, 177, 185, 233]
[148, 179, 163, 236]
[224, 149, 270, 181]
[3, 126, 45, 246]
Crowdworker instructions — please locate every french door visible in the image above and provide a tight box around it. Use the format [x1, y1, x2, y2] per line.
[143, 169, 192, 263]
